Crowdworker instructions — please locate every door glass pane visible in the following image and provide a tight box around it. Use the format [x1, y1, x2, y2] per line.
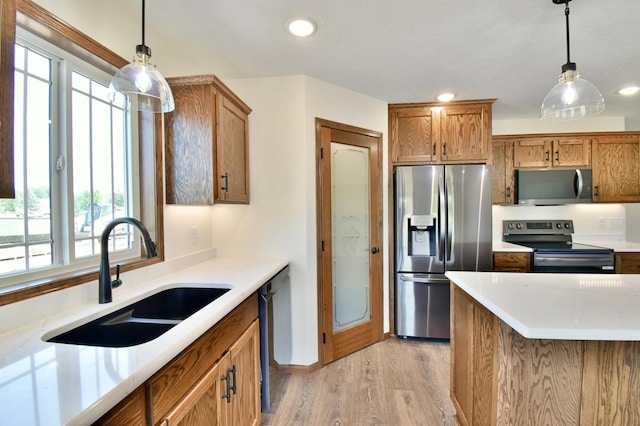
[331, 142, 370, 332]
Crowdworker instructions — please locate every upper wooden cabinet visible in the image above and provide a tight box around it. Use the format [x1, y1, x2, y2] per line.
[0, 0, 16, 199]
[592, 134, 640, 203]
[389, 99, 494, 164]
[491, 139, 514, 205]
[163, 74, 251, 204]
[512, 137, 591, 168]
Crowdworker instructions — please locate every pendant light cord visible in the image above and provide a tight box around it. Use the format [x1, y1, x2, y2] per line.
[141, 0, 146, 49]
[564, 1, 571, 65]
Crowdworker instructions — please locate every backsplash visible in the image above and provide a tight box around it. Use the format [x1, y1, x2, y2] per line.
[492, 204, 634, 243]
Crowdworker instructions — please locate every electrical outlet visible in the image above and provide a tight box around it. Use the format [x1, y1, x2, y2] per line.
[191, 226, 199, 244]
[609, 217, 624, 230]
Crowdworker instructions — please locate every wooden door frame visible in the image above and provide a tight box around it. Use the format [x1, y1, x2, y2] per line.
[315, 117, 384, 366]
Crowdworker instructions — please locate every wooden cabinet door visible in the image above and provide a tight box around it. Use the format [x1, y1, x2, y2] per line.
[389, 106, 438, 163]
[164, 81, 216, 204]
[160, 356, 229, 426]
[552, 138, 591, 167]
[513, 139, 552, 168]
[491, 140, 514, 204]
[228, 320, 260, 426]
[215, 96, 250, 203]
[592, 135, 640, 202]
[440, 104, 490, 162]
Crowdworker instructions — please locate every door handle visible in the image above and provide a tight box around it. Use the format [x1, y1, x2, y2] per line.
[371, 247, 379, 254]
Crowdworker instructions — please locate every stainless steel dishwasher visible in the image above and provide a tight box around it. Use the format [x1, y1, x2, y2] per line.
[259, 265, 290, 412]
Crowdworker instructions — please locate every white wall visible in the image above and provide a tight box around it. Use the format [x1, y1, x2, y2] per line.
[214, 75, 388, 366]
[493, 116, 627, 135]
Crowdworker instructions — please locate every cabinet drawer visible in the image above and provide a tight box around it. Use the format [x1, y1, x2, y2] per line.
[615, 252, 640, 274]
[493, 252, 530, 272]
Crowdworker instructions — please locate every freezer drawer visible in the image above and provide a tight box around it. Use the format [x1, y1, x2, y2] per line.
[396, 274, 450, 339]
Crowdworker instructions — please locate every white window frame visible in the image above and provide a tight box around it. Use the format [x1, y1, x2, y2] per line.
[0, 28, 141, 288]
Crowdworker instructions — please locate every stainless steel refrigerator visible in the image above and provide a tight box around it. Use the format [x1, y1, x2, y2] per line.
[394, 164, 492, 339]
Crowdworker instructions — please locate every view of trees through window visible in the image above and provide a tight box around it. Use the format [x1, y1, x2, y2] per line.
[0, 34, 134, 279]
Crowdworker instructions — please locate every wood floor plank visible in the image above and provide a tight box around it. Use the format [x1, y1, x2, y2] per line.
[261, 338, 456, 425]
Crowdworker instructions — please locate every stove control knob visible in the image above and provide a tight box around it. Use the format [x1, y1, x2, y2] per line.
[564, 223, 571, 229]
[556, 223, 562, 229]
[516, 223, 522, 229]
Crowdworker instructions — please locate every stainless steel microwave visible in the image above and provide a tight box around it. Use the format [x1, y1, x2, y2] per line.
[514, 168, 592, 205]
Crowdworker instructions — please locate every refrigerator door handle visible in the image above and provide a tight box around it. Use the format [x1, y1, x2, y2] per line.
[445, 172, 453, 261]
[438, 173, 446, 261]
[399, 274, 449, 284]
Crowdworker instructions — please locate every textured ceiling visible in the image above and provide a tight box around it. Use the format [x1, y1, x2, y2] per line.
[118, 0, 640, 124]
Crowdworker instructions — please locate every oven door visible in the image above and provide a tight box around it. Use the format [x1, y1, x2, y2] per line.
[532, 251, 615, 273]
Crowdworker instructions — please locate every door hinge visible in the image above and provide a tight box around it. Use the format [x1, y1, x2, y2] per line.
[321, 240, 325, 251]
[320, 147, 324, 159]
[323, 333, 326, 344]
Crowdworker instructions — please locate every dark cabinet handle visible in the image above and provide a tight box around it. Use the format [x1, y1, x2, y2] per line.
[371, 247, 379, 254]
[506, 187, 511, 197]
[221, 374, 231, 403]
[594, 185, 600, 196]
[555, 150, 560, 162]
[221, 173, 229, 192]
[432, 144, 436, 156]
[545, 150, 550, 161]
[228, 365, 237, 395]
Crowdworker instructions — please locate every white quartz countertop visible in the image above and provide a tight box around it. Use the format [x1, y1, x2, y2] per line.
[446, 271, 640, 341]
[0, 256, 288, 426]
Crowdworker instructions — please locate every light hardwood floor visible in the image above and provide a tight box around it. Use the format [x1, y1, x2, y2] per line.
[261, 337, 456, 425]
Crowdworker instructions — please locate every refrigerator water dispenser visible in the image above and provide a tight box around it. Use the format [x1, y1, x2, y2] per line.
[408, 215, 435, 256]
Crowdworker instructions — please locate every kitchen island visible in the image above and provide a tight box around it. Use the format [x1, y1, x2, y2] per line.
[446, 271, 640, 426]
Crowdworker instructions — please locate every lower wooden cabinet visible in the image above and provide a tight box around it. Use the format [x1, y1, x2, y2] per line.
[615, 252, 640, 274]
[492, 252, 530, 272]
[93, 386, 146, 426]
[158, 321, 260, 426]
[94, 294, 260, 426]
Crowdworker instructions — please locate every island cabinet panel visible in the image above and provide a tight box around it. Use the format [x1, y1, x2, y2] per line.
[615, 252, 640, 273]
[592, 135, 640, 203]
[581, 341, 640, 426]
[163, 74, 251, 205]
[389, 99, 494, 165]
[450, 283, 640, 426]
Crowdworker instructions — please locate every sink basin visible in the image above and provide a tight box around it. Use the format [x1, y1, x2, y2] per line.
[47, 287, 231, 347]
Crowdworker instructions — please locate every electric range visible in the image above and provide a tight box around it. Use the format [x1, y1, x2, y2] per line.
[503, 220, 615, 274]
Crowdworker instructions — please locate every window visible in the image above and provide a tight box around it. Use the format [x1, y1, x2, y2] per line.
[0, 30, 140, 286]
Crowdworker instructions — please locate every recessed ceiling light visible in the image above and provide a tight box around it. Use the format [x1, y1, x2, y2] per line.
[286, 17, 316, 37]
[617, 86, 640, 96]
[437, 93, 456, 102]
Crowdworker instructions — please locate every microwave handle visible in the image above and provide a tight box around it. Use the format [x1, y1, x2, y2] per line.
[574, 169, 584, 198]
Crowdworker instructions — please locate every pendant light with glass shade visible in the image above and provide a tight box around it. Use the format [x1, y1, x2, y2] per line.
[540, 0, 604, 121]
[109, 0, 175, 113]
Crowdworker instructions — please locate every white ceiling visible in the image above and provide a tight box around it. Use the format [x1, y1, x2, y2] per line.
[126, 0, 640, 123]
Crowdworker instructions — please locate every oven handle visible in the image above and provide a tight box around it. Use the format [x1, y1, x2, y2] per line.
[534, 253, 613, 267]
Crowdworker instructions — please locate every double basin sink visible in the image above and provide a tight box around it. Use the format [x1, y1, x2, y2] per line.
[46, 286, 230, 347]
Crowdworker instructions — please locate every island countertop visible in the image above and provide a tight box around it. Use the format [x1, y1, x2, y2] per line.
[445, 271, 640, 341]
[0, 256, 288, 426]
